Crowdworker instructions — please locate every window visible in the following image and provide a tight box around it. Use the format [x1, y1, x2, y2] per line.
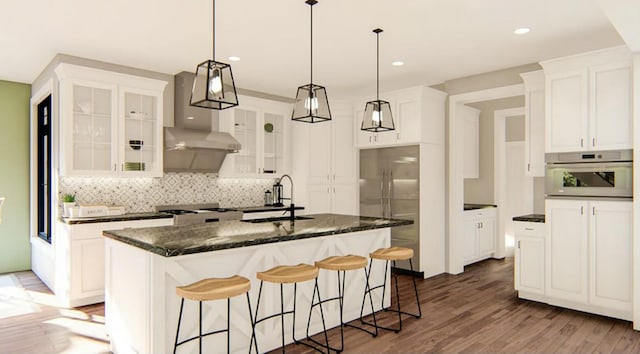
[37, 95, 52, 243]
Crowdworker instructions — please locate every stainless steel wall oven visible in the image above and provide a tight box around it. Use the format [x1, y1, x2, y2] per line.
[545, 150, 632, 199]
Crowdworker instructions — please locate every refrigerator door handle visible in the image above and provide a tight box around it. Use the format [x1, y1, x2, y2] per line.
[388, 170, 393, 217]
[380, 170, 385, 218]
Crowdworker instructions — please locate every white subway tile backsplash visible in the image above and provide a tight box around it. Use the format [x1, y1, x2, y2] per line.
[59, 173, 275, 213]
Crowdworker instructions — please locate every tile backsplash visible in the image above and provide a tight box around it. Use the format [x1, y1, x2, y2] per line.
[59, 173, 276, 213]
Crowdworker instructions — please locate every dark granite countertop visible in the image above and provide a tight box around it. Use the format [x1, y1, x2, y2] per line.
[464, 203, 497, 211]
[102, 213, 412, 257]
[230, 205, 305, 213]
[61, 212, 173, 225]
[512, 214, 545, 223]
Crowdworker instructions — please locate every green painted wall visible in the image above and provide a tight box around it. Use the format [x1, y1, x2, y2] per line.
[0, 80, 31, 273]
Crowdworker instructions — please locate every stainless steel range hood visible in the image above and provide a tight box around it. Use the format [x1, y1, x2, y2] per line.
[164, 72, 241, 173]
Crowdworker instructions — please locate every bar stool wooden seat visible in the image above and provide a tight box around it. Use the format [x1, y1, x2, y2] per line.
[361, 246, 422, 333]
[311, 255, 378, 352]
[173, 275, 257, 354]
[252, 264, 329, 353]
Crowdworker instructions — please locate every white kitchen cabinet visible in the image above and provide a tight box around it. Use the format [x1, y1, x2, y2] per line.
[463, 207, 496, 265]
[541, 46, 632, 153]
[520, 70, 545, 177]
[56, 64, 166, 177]
[55, 217, 173, 307]
[461, 105, 480, 179]
[514, 221, 545, 296]
[355, 86, 447, 148]
[588, 200, 632, 312]
[306, 184, 358, 215]
[545, 198, 632, 318]
[219, 95, 291, 178]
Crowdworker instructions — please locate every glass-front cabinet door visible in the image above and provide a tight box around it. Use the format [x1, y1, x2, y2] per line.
[61, 80, 117, 175]
[233, 108, 258, 175]
[262, 112, 285, 175]
[120, 88, 162, 176]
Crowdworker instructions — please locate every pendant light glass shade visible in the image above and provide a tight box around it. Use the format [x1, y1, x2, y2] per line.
[190, 0, 239, 110]
[292, 0, 331, 123]
[191, 60, 238, 109]
[361, 28, 395, 132]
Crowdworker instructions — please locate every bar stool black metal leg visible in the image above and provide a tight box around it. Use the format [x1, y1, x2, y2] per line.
[381, 260, 390, 310]
[227, 298, 231, 354]
[250, 281, 264, 354]
[246, 292, 258, 354]
[410, 259, 422, 319]
[392, 261, 402, 332]
[280, 283, 286, 354]
[199, 301, 203, 353]
[174, 298, 184, 354]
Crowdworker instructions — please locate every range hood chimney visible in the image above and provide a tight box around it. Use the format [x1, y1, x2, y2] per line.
[164, 72, 241, 173]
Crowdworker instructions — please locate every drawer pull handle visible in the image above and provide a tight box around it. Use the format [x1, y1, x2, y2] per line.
[525, 228, 534, 231]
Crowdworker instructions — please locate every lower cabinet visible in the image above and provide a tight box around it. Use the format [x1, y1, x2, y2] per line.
[543, 198, 632, 319]
[307, 184, 357, 215]
[514, 221, 545, 296]
[56, 218, 173, 307]
[463, 207, 497, 265]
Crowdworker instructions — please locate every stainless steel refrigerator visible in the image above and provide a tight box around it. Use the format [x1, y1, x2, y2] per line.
[360, 145, 420, 273]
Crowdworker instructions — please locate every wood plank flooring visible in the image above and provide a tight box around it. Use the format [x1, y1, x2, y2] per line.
[2, 258, 640, 353]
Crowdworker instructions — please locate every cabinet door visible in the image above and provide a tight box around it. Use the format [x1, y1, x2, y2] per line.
[589, 200, 632, 312]
[331, 184, 358, 215]
[477, 216, 496, 256]
[331, 104, 356, 184]
[396, 97, 421, 144]
[262, 111, 287, 176]
[589, 63, 632, 150]
[525, 89, 545, 176]
[306, 184, 332, 214]
[120, 88, 163, 177]
[546, 199, 588, 303]
[515, 234, 545, 294]
[307, 121, 332, 184]
[61, 80, 118, 175]
[233, 108, 259, 176]
[545, 71, 588, 152]
[71, 238, 105, 298]
[462, 218, 478, 263]
[461, 105, 480, 179]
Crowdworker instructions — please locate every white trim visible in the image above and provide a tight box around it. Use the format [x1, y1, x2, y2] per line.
[493, 107, 527, 259]
[632, 53, 640, 330]
[447, 84, 524, 274]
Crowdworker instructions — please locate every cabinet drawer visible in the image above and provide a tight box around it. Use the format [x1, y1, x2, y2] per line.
[464, 207, 497, 220]
[514, 221, 545, 236]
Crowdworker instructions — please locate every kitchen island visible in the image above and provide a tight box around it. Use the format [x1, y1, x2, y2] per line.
[102, 214, 411, 354]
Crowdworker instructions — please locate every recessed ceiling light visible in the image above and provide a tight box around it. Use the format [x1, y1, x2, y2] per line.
[513, 27, 530, 35]
[228, 56, 241, 61]
[391, 61, 404, 66]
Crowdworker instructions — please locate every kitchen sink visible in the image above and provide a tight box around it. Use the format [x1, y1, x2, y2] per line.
[241, 216, 314, 223]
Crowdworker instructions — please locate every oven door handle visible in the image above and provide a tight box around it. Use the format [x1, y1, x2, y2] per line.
[547, 162, 631, 170]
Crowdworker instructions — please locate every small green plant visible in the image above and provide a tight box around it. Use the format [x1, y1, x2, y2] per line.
[62, 194, 76, 203]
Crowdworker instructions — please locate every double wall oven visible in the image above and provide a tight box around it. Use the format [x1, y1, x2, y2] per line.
[545, 149, 632, 199]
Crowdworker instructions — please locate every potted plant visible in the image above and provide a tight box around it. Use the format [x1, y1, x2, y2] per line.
[62, 194, 76, 218]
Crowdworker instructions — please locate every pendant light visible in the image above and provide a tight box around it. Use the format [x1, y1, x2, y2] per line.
[361, 28, 395, 132]
[190, 0, 239, 110]
[292, 0, 331, 123]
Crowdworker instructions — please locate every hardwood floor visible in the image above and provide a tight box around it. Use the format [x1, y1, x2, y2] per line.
[2, 259, 640, 353]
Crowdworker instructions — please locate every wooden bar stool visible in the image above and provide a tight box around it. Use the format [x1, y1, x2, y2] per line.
[310, 255, 378, 352]
[360, 247, 422, 333]
[251, 264, 329, 353]
[173, 275, 257, 354]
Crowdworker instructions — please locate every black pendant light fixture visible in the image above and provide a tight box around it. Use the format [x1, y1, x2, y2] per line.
[292, 0, 331, 123]
[190, 0, 239, 110]
[361, 28, 395, 132]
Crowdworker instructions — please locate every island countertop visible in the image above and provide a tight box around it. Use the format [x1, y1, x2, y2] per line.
[102, 213, 412, 257]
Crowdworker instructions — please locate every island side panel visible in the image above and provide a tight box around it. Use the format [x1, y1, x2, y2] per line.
[105, 228, 390, 354]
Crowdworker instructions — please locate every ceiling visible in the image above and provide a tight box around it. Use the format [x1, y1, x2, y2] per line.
[0, 0, 625, 98]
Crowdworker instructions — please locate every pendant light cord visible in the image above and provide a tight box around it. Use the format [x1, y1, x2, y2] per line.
[212, 0, 216, 60]
[310, 2, 313, 87]
[376, 30, 379, 101]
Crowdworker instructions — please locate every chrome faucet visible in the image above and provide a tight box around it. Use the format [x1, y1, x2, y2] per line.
[277, 174, 295, 221]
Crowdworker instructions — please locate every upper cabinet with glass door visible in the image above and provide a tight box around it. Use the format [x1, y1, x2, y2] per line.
[219, 95, 291, 178]
[55, 64, 167, 177]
